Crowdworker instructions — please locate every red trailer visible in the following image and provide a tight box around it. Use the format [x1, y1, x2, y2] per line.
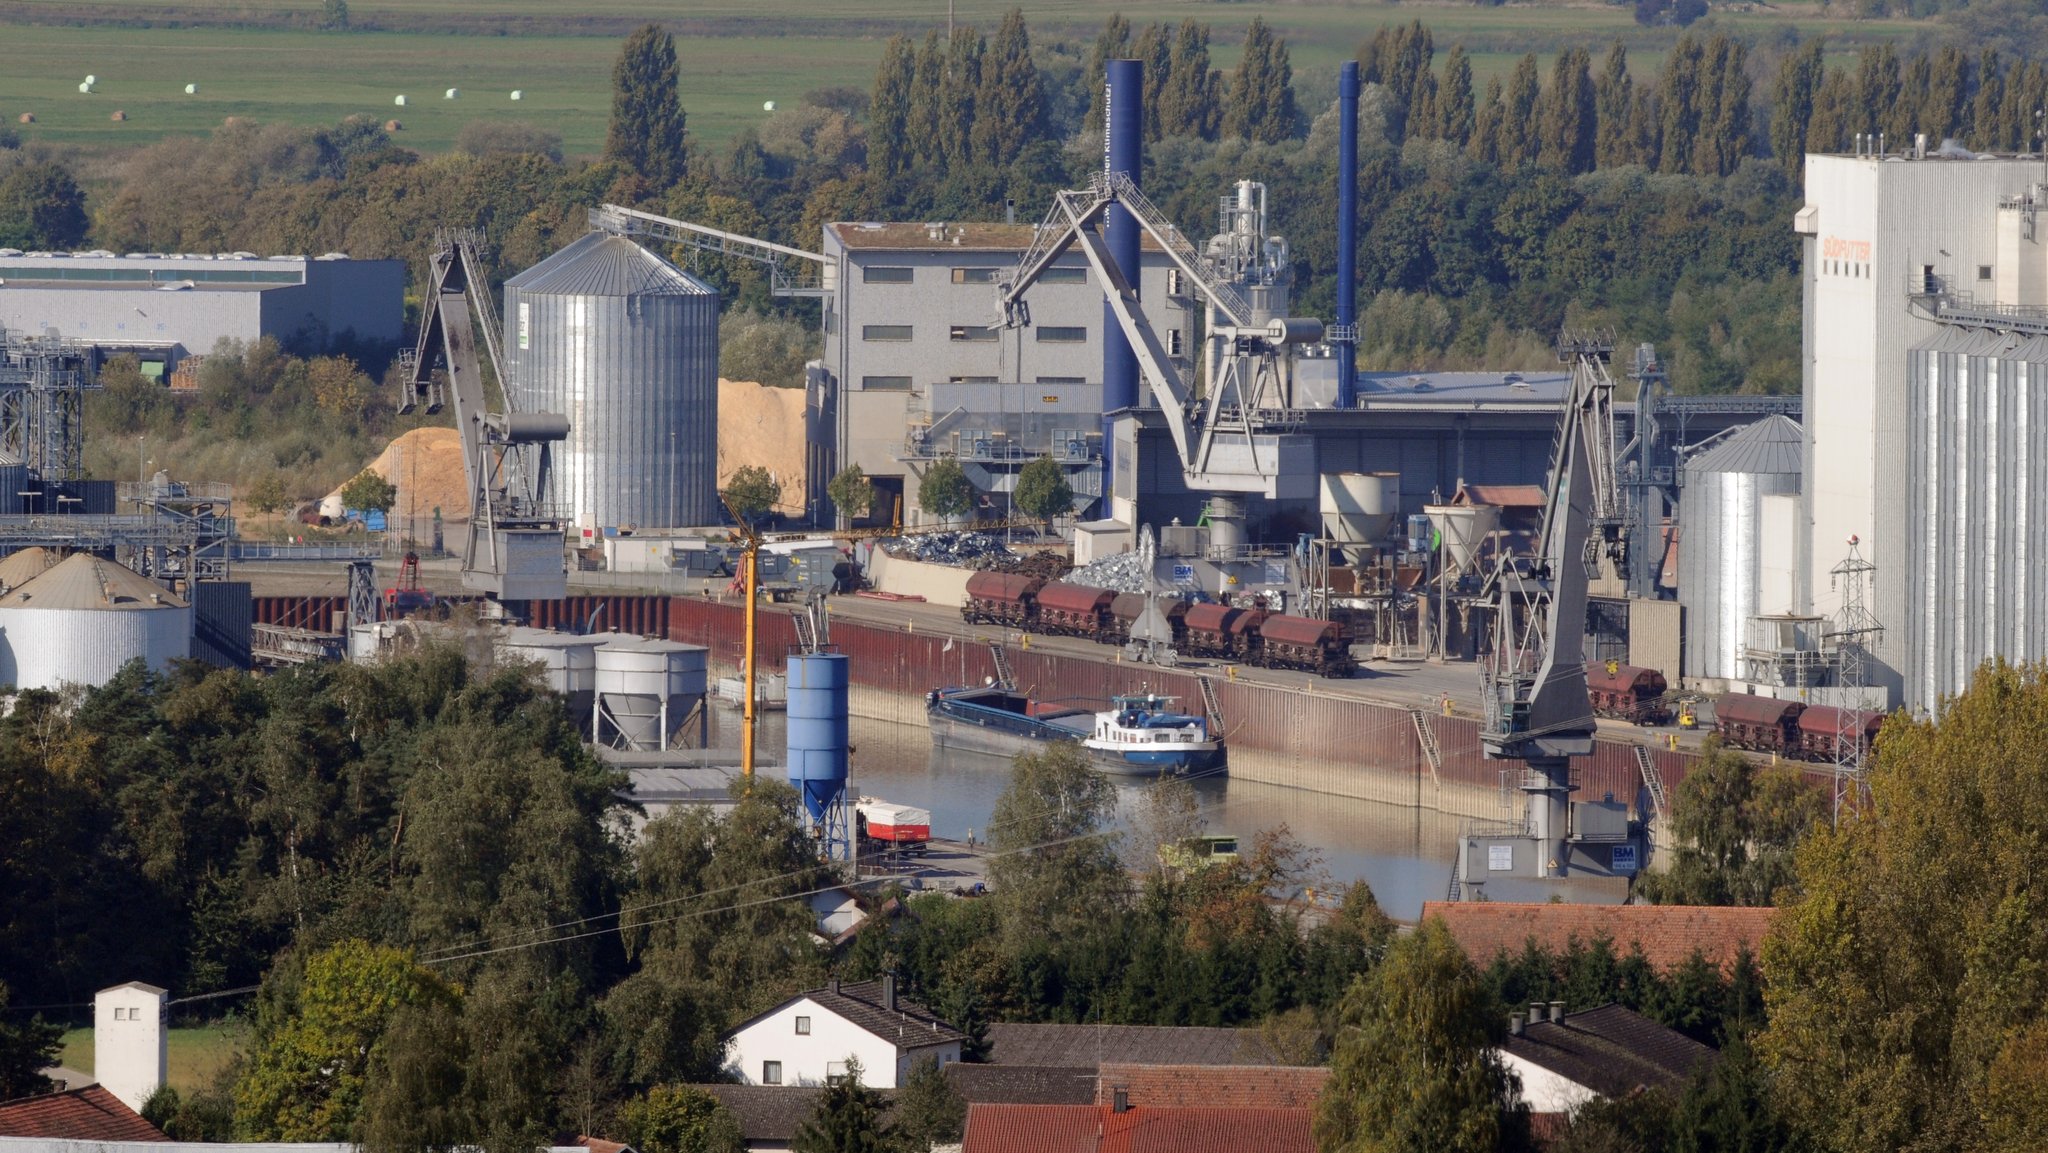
[1794, 705, 1884, 762]
[1033, 582, 1117, 640]
[1255, 614, 1357, 677]
[1585, 662, 1671, 724]
[960, 571, 1045, 626]
[1713, 692, 1806, 754]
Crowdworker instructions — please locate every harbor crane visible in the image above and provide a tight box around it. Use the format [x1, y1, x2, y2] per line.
[994, 172, 1318, 497]
[1476, 331, 1624, 877]
[401, 231, 571, 605]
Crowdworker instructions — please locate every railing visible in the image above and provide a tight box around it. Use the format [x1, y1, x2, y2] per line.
[1410, 708, 1444, 789]
[231, 541, 384, 562]
[988, 642, 1017, 691]
[1636, 744, 1670, 821]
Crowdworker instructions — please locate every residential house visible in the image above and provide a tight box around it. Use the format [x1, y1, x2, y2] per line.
[1500, 1003, 1717, 1114]
[1423, 901, 1774, 974]
[725, 976, 964, 1089]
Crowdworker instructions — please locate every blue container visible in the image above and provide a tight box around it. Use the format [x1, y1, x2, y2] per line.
[786, 652, 850, 822]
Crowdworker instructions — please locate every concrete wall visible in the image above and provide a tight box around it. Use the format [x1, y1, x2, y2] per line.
[864, 550, 973, 608]
[1500, 1050, 1598, 1114]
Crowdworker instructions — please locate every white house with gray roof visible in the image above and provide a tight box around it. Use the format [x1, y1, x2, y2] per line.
[725, 976, 963, 1089]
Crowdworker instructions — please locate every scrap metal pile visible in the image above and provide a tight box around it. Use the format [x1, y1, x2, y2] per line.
[1063, 550, 1152, 593]
[883, 532, 1072, 578]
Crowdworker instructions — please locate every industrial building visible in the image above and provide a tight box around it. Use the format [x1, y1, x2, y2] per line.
[0, 550, 191, 689]
[1796, 147, 2048, 711]
[0, 251, 405, 372]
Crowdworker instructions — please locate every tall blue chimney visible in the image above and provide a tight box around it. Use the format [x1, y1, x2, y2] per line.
[1103, 59, 1143, 489]
[1336, 60, 1360, 408]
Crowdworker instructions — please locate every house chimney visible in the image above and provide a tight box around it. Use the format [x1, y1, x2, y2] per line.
[1509, 1011, 1524, 1037]
[1550, 1001, 1566, 1023]
[93, 982, 167, 1114]
[1112, 1088, 1131, 1114]
[829, 976, 840, 995]
[884, 973, 897, 1012]
[1529, 1002, 1546, 1027]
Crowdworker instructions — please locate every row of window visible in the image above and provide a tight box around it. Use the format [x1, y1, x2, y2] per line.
[109, 1006, 147, 1021]
[862, 324, 1086, 343]
[861, 375, 1089, 390]
[864, 265, 1090, 285]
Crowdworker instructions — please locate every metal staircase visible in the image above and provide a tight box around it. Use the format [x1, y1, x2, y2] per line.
[1446, 859, 1464, 902]
[1410, 708, 1445, 788]
[1197, 676, 1225, 733]
[1635, 744, 1670, 821]
[989, 642, 1017, 691]
[792, 608, 818, 655]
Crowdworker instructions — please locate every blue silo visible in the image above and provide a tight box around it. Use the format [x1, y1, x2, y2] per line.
[786, 652, 851, 857]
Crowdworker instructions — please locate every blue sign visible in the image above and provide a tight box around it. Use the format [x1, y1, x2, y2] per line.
[1610, 844, 1639, 874]
[1171, 563, 1194, 580]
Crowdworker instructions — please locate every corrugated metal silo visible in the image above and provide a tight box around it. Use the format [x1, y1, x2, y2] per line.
[0, 553, 191, 689]
[504, 231, 720, 531]
[0, 453, 28, 517]
[1679, 415, 1804, 681]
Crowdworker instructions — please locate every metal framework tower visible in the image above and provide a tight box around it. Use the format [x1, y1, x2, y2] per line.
[1826, 537, 1882, 823]
[0, 329, 96, 491]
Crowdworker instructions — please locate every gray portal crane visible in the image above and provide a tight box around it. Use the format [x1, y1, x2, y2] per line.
[994, 172, 1318, 496]
[401, 232, 570, 604]
[1477, 331, 1624, 877]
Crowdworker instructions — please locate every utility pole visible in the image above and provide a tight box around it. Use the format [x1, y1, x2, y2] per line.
[1826, 536, 1882, 826]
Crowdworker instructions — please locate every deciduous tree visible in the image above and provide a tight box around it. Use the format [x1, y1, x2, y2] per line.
[339, 469, 396, 517]
[1224, 19, 1297, 144]
[987, 743, 1124, 950]
[1012, 455, 1073, 521]
[915, 458, 973, 521]
[827, 465, 874, 521]
[722, 466, 783, 523]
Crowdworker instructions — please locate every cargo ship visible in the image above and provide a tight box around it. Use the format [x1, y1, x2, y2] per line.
[925, 686, 1225, 777]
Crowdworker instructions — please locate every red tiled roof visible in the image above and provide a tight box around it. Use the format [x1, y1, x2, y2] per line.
[1423, 902, 1774, 974]
[576, 1138, 633, 1153]
[0, 1085, 168, 1141]
[964, 1103, 1313, 1153]
[1094, 1064, 1329, 1110]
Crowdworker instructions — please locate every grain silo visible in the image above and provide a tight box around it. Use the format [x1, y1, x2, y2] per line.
[0, 546, 62, 592]
[0, 553, 191, 689]
[504, 231, 719, 531]
[1679, 415, 1804, 682]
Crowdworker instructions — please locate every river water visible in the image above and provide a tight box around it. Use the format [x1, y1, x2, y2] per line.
[745, 709, 1466, 921]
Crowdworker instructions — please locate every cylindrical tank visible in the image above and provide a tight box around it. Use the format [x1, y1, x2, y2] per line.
[504, 230, 720, 531]
[0, 545, 61, 592]
[1425, 503, 1501, 574]
[1320, 472, 1400, 544]
[1204, 496, 1246, 554]
[0, 553, 190, 690]
[499, 627, 600, 725]
[0, 453, 27, 516]
[786, 652, 850, 824]
[1679, 416, 1804, 681]
[594, 637, 709, 749]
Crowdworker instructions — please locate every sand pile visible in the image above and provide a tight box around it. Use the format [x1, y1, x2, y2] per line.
[717, 378, 808, 515]
[324, 426, 470, 524]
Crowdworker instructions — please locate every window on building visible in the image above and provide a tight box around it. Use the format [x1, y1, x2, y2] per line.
[1036, 376, 1085, 385]
[861, 376, 913, 391]
[950, 325, 998, 342]
[1980, 264, 1994, 280]
[1167, 328, 1184, 356]
[794, 1016, 811, 1035]
[763, 1061, 783, 1085]
[1167, 268, 1185, 296]
[948, 375, 997, 384]
[863, 266, 914, 284]
[1041, 267, 1087, 284]
[1037, 326, 1086, 343]
[864, 324, 913, 342]
[826, 1061, 848, 1086]
[951, 267, 999, 284]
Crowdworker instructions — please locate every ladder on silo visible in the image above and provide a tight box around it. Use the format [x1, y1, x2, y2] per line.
[988, 642, 1017, 691]
[1410, 708, 1444, 789]
[1196, 675, 1225, 733]
[1636, 744, 1670, 821]
[791, 608, 818, 655]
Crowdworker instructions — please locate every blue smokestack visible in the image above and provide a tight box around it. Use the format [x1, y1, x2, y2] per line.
[785, 652, 849, 822]
[1103, 59, 1143, 475]
[1337, 60, 1359, 408]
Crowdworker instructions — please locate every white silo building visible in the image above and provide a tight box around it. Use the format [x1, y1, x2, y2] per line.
[503, 231, 721, 532]
[1678, 415, 1804, 684]
[0, 553, 191, 689]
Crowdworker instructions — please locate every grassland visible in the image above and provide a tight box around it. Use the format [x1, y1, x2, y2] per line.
[0, 0, 1928, 156]
[57, 1023, 248, 1093]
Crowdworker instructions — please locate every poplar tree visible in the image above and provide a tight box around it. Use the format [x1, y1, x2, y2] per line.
[1084, 12, 1132, 135]
[1594, 40, 1635, 168]
[1470, 75, 1505, 166]
[1135, 22, 1171, 141]
[1540, 47, 1597, 174]
[939, 27, 984, 169]
[1769, 39, 1826, 177]
[1435, 44, 1475, 147]
[1971, 50, 2005, 150]
[1807, 66, 1856, 156]
[1658, 34, 1705, 174]
[972, 9, 1045, 168]
[1224, 18, 1297, 144]
[1697, 35, 1750, 177]
[1855, 44, 1901, 144]
[605, 24, 688, 188]
[868, 36, 915, 180]
[1363, 20, 1434, 143]
[1923, 45, 1970, 144]
[1629, 86, 1663, 170]
[1897, 51, 1932, 139]
[908, 32, 944, 167]
[1502, 53, 1542, 172]
[1161, 19, 1220, 140]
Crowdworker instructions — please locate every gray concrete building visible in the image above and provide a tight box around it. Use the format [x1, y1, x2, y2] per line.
[0, 251, 405, 373]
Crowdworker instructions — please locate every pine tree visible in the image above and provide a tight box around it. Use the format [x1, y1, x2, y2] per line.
[1161, 19, 1220, 140]
[1972, 50, 2005, 151]
[1768, 39, 1826, 178]
[1134, 22, 1171, 141]
[868, 36, 915, 180]
[1470, 75, 1504, 165]
[1435, 44, 1475, 147]
[1501, 53, 1542, 172]
[1540, 47, 1596, 173]
[939, 27, 984, 169]
[1084, 13, 1132, 136]
[1923, 45, 1970, 144]
[1594, 41, 1634, 168]
[1658, 34, 1705, 174]
[1224, 17, 1297, 144]
[605, 24, 688, 188]
[971, 9, 1046, 168]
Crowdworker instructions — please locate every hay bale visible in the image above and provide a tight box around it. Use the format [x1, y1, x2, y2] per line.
[384, 119, 403, 132]
[109, 110, 126, 122]
[16, 113, 32, 124]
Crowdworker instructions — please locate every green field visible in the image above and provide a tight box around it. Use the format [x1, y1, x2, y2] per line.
[0, 0, 1926, 156]
[58, 1024, 247, 1093]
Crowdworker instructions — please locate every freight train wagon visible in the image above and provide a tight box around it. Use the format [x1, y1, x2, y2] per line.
[960, 572, 1045, 627]
[1585, 662, 1671, 725]
[1033, 582, 1117, 640]
[1182, 604, 1265, 661]
[1108, 593, 1188, 647]
[1793, 705, 1885, 762]
[1713, 692, 1805, 755]
[1255, 614, 1358, 677]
